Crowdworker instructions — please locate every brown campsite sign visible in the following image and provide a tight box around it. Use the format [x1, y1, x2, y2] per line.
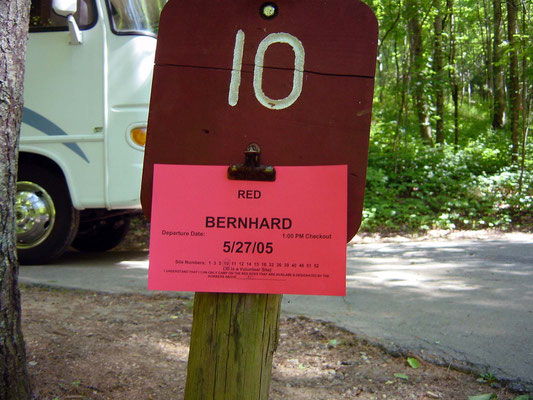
[141, 0, 378, 241]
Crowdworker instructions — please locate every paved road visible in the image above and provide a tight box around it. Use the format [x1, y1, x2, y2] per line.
[19, 233, 533, 392]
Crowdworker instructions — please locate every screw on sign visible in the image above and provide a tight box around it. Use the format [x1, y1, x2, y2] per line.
[141, 1, 378, 399]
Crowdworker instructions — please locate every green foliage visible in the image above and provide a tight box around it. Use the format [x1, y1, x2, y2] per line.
[468, 395, 497, 400]
[477, 372, 500, 387]
[362, 0, 532, 233]
[393, 373, 409, 380]
[362, 103, 533, 233]
[406, 357, 420, 369]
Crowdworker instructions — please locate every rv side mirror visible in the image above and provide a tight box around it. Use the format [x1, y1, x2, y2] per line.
[52, 0, 77, 17]
[52, 0, 83, 45]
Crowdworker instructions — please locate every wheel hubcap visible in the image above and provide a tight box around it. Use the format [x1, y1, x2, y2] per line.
[16, 181, 56, 249]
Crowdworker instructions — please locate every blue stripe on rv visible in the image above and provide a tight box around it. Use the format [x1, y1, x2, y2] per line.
[22, 107, 90, 163]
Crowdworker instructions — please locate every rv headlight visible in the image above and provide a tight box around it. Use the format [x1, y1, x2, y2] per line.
[130, 127, 147, 147]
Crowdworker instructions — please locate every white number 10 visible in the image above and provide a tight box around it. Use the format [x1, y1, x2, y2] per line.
[228, 29, 305, 110]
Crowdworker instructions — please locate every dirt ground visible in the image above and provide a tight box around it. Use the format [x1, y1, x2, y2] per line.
[21, 285, 526, 400]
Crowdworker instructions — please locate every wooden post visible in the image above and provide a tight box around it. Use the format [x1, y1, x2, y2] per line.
[184, 293, 282, 399]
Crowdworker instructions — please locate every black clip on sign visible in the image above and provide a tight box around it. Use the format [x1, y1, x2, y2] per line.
[227, 143, 276, 182]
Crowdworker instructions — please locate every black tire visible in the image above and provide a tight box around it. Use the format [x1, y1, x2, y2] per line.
[16, 165, 80, 265]
[71, 214, 130, 252]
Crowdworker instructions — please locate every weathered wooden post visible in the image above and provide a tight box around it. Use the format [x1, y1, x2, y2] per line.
[185, 292, 282, 399]
[140, 1, 378, 398]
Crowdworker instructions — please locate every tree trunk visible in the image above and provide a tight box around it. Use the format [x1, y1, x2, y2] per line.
[433, 0, 445, 144]
[492, 0, 506, 130]
[0, 0, 32, 398]
[506, 0, 521, 163]
[406, 0, 434, 146]
[392, 34, 410, 173]
[481, 0, 493, 103]
[518, 1, 530, 191]
[447, 0, 460, 148]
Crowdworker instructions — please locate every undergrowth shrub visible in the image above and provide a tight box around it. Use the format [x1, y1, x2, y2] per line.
[361, 136, 532, 233]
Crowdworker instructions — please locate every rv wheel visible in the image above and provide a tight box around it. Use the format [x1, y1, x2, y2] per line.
[16, 165, 80, 265]
[71, 214, 130, 252]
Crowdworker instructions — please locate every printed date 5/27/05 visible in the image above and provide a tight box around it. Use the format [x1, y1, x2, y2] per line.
[223, 241, 273, 254]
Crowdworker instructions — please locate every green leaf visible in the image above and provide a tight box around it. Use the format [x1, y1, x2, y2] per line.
[328, 339, 338, 347]
[394, 373, 409, 380]
[512, 396, 531, 400]
[467, 394, 497, 400]
[407, 357, 420, 369]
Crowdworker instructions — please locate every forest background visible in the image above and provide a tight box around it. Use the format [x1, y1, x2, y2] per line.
[359, 0, 532, 233]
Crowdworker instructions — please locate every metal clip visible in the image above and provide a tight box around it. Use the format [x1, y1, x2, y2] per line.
[227, 143, 276, 181]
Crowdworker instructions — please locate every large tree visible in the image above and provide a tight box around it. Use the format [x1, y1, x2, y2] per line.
[506, 0, 521, 163]
[433, 0, 445, 144]
[492, 0, 506, 130]
[446, 0, 460, 148]
[0, 0, 32, 398]
[406, 0, 435, 146]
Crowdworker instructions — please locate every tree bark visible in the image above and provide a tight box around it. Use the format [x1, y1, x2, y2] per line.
[393, 35, 410, 172]
[492, 0, 506, 130]
[0, 0, 32, 398]
[433, 0, 445, 144]
[447, 0, 460, 148]
[518, 1, 530, 191]
[506, 0, 521, 163]
[406, 0, 434, 146]
[481, 0, 493, 103]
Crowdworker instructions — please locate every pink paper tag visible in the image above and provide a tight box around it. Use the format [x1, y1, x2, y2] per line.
[148, 164, 347, 296]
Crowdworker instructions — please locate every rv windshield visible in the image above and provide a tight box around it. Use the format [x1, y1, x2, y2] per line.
[107, 0, 167, 36]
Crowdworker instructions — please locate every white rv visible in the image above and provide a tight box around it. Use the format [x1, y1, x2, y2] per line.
[17, 0, 166, 264]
